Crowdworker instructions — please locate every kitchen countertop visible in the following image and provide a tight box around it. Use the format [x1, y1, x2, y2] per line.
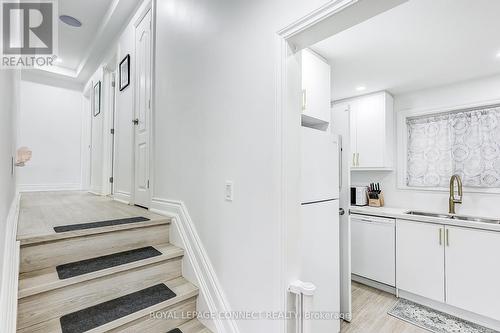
[349, 205, 500, 232]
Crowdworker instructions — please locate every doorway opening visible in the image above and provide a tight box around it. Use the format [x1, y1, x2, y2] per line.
[278, 1, 408, 332]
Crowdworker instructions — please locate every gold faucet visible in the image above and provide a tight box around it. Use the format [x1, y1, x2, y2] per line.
[449, 174, 463, 214]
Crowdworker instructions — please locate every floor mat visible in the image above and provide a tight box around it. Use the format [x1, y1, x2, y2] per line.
[388, 298, 497, 333]
[54, 216, 150, 233]
[60, 284, 177, 333]
[56, 246, 163, 279]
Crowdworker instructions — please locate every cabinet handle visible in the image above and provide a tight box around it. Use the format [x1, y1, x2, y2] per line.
[446, 229, 450, 246]
[356, 153, 360, 166]
[301, 89, 307, 111]
[439, 228, 443, 245]
[352, 153, 356, 167]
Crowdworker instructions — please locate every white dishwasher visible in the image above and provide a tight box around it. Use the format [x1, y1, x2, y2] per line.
[351, 214, 395, 286]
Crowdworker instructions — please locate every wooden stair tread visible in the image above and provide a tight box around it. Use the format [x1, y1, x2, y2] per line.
[17, 277, 199, 333]
[18, 216, 171, 246]
[177, 319, 213, 333]
[19, 244, 183, 299]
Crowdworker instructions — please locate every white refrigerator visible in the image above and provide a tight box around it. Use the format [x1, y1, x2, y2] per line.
[300, 126, 341, 333]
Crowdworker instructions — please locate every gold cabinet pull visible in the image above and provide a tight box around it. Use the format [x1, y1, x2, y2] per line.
[446, 229, 450, 246]
[439, 228, 443, 245]
[352, 153, 356, 167]
[356, 153, 360, 166]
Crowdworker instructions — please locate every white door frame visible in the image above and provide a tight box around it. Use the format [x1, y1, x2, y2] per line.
[131, 1, 154, 207]
[274, 1, 408, 331]
[102, 67, 117, 196]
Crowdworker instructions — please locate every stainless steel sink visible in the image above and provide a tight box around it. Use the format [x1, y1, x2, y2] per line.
[453, 215, 500, 224]
[405, 211, 500, 224]
[405, 211, 453, 219]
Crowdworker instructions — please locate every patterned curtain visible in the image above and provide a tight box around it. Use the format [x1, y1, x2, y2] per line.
[407, 106, 500, 187]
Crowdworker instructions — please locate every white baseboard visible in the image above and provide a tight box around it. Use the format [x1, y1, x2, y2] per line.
[150, 197, 239, 333]
[113, 191, 131, 205]
[398, 289, 500, 331]
[17, 183, 82, 192]
[0, 194, 21, 333]
[352, 274, 396, 295]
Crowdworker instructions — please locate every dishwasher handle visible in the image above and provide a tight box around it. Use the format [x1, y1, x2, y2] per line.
[351, 215, 395, 225]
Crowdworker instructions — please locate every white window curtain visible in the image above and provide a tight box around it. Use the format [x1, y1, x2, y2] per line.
[406, 105, 500, 188]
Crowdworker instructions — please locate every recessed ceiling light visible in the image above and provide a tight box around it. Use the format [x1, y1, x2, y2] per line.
[356, 86, 366, 92]
[59, 15, 82, 27]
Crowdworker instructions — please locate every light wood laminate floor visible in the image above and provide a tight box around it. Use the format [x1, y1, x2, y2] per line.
[17, 191, 167, 243]
[341, 282, 427, 333]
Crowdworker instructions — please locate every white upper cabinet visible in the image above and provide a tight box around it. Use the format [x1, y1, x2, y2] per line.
[348, 91, 394, 169]
[301, 49, 331, 124]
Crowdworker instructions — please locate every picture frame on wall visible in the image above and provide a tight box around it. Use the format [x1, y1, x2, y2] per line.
[93, 81, 101, 117]
[119, 54, 130, 91]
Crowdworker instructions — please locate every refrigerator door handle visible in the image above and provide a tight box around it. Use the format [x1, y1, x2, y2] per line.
[338, 135, 342, 191]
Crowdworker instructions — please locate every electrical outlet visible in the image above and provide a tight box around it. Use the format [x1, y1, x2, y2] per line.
[225, 181, 234, 201]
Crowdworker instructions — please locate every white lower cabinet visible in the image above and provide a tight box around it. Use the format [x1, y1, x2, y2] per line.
[446, 226, 500, 321]
[396, 220, 445, 302]
[397, 219, 500, 322]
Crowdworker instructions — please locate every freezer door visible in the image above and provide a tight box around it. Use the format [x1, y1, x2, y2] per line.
[301, 126, 339, 203]
[300, 200, 341, 333]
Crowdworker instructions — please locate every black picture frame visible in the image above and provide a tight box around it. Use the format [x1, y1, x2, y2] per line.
[93, 81, 101, 117]
[119, 54, 130, 91]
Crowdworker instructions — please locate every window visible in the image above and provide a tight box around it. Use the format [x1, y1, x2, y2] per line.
[406, 105, 500, 188]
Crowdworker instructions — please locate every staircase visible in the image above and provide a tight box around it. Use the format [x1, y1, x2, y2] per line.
[16, 193, 212, 333]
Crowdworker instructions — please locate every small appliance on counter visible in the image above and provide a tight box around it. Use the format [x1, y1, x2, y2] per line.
[367, 183, 384, 207]
[351, 186, 368, 206]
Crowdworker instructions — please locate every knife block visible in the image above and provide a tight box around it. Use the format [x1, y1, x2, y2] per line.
[368, 192, 384, 207]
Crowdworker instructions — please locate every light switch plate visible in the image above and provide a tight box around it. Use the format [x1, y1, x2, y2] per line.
[225, 181, 234, 201]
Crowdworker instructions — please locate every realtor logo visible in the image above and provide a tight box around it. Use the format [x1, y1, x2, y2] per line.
[1, 0, 58, 67]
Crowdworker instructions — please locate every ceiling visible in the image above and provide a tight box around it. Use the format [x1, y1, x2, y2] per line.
[57, 0, 115, 71]
[312, 0, 500, 101]
[32, 0, 140, 85]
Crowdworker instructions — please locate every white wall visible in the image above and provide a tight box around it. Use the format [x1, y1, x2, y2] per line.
[153, 0, 331, 332]
[0, 69, 19, 294]
[352, 74, 500, 217]
[17, 79, 84, 191]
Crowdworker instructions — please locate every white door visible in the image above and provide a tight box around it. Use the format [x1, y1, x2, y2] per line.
[331, 102, 352, 321]
[134, 10, 152, 207]
[445, 226, 500, 321]
[300, 200, 340, 333]
[396, 220, 445, 302]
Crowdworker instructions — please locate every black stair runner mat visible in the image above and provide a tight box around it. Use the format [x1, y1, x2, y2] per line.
[56, 246, 163, 280]
[60, 284, 177, 333]
[167, 329, 183, 333]
[54, 216, 150, 233]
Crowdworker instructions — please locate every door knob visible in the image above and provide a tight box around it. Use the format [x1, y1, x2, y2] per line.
[132, 118, 139, 125]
